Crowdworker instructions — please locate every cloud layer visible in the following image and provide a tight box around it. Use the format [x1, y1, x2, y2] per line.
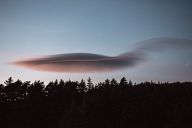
[11, 37, 192, 73]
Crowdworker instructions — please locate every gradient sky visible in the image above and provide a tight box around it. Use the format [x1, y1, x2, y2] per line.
[0, 0, 192, 84]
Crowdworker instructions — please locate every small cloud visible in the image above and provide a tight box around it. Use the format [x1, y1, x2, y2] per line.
[133, 37, 192, 53]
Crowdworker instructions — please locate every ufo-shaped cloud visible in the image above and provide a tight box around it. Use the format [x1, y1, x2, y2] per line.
[12, 53, 143, 72]
[11, 37, 192, 73]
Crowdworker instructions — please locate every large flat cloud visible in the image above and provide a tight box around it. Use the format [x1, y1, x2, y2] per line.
[11, 53, 143, 72]
[11, 37, 192, 73]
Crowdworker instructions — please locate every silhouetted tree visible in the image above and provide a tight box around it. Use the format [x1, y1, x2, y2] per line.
[119, 77, 128, 86]
[4, 77, 13, 86]
[104, 79, 110, 87]
[111, 78, 118, 86]
[78, 79, 86, 92]
[87, 77, 93, 90]
[128, 80, 133, 86]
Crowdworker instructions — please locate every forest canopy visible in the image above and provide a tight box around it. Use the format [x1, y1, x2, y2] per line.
[0, 77, 192, 128]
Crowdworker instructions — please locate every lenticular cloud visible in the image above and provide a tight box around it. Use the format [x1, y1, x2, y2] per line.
[11, 53, 143, 72]
[11, 37, 192, 73]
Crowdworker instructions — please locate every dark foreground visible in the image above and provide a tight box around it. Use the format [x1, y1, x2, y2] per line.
[0, 77, 192, 128]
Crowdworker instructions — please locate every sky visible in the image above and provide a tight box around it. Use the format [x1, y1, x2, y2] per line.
[0, 0, 192, 84]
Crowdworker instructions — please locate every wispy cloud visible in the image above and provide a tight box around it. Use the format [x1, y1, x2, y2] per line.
[10, 37, 192, 73]
[132, 37, 192, 53]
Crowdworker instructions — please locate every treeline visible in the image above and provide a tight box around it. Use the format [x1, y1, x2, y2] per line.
[0, 77, 192, 128]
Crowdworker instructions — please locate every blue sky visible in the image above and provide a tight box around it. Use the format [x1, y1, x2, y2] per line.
[0, 0, 192, 83]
